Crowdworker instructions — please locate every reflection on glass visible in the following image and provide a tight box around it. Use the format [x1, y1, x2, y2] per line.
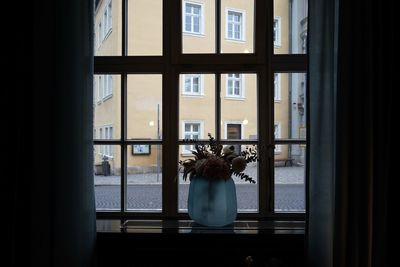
[274, 144, 306, 212]
[127, 145, 162, 211]
[127, 75, 162, 139]
[221, 73, 257, 140]
[94, 0, 121, 56]
[178, 145, 258, 213]
[182, 0, 216, 53]
[128, 0, 163, 55]
[274, 0, 308, 54]
[221, 0, 254, 53]
[93, 75, 121, 139]
[274, 73, 306, 139]
[94, 145, 121, 210]
[179, 74, 215, 140]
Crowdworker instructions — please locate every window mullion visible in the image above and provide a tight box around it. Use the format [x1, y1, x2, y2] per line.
[215, 72, 221, 141]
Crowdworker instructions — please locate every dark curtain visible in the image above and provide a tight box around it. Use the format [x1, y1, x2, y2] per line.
[308, 0, 393, 266]
[12, 0, 96, 266]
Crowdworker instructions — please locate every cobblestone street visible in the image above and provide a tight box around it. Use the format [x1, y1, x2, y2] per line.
[94, 165, 305, 211]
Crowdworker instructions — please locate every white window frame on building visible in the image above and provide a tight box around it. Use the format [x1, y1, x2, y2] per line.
[102, 125, 114, 158]
[102, 1, 112, 41]
[98, 75, 113, 101]
[273, 16, 281, 47]
[183, 1, 204, 35]
[274, 73, 281, 101]
[274, 123, 281, 153]
[98, 22, 102, 47]
[182, 74, 204, 96]
[226, 8, 245, 41]
[226, 73, 245, 98]
[182, 121, 204, 154]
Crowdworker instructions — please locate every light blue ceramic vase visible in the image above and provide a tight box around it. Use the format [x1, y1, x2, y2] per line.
[188, 175, 237, 227]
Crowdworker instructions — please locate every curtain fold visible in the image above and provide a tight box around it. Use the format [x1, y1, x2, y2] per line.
[307, 0, 339, 266]
[13, 0, 96, 266]
[308, 0, 393, 266]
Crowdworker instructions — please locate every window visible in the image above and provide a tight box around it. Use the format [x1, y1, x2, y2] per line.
[182, 121, 203, 154]
[102, 1, 112, 40]
[94, 0, 308, 218]
[273, 17, 281, 47]
[226, 73, 244, 98]
[106, 1, 112, 34]
[274, 73, 281, 101]
[183, 74, 203, 95]
[104, 125, 113, 157]
[226, 9, 244, 41]
[98, 22, 102, 46]
[183, 1, 203, 34]
[274, 123, 281, 152]
[98, 75, 113, 101]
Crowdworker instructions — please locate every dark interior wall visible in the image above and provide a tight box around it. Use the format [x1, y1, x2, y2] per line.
[12, 0, 96, 266]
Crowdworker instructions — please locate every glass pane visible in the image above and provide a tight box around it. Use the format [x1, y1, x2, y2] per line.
[179, 74, 216, 139]
[94, 145, 121, 210]
[127, 145, 162, 211]
[221, 0, 254, 53]
[178, 144, 258, 213]
[274, 73, 307, 139]
[182, 0, 216, 54]
[128, 0, 163, 56]
[221, 73, 257, 140]
[274, 0, 308, 54]
[127, 75, 162, 139]
[274, 144, 306, 212]
[93, 74, 121, 139]
[94, 0, 121, 56]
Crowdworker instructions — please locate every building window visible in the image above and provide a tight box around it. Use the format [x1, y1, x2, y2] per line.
[273, 17, 281, 47]
[274, 73, 281, 101]
[183, 74, 203, 95]
[104, 125, 113, 157]
[226, 9, 244, 41]
[274, 123, 281, 153]
[182, 121, 203, 154]
[98, 22, 102, 46]
[98, 75, 113, 101]
[106, 1, 112, 34]
[226, 73, 244, 98]
[183, 2, 203, 34]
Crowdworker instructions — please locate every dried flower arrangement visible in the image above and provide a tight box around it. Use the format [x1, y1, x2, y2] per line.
[179, 134, 257, 183]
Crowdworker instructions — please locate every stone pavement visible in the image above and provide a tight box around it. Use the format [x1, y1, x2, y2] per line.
[94, 165, 305, 185]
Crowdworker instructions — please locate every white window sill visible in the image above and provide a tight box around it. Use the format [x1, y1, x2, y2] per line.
[225, 38, 246, 43]
[224, 96, 245, 101]
[183, 32, 205, 37]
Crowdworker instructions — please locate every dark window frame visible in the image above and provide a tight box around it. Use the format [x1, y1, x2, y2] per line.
[94, 0, 307, 220]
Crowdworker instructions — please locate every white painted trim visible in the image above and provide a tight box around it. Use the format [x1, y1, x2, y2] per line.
[274, 73, 281, 101]
[274, 16, 282, 47]
[182, 1, 205, 35]
[225, 73, 245, 98]
[225, 7, 246, 41]
[98, 124, 114, 158]
[181, 74, 204, 96]
[274, 122, 281, 153]
[181, 120, 204, 155]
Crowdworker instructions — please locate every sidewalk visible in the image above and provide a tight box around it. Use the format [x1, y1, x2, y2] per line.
[94, 166, 305, 185]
